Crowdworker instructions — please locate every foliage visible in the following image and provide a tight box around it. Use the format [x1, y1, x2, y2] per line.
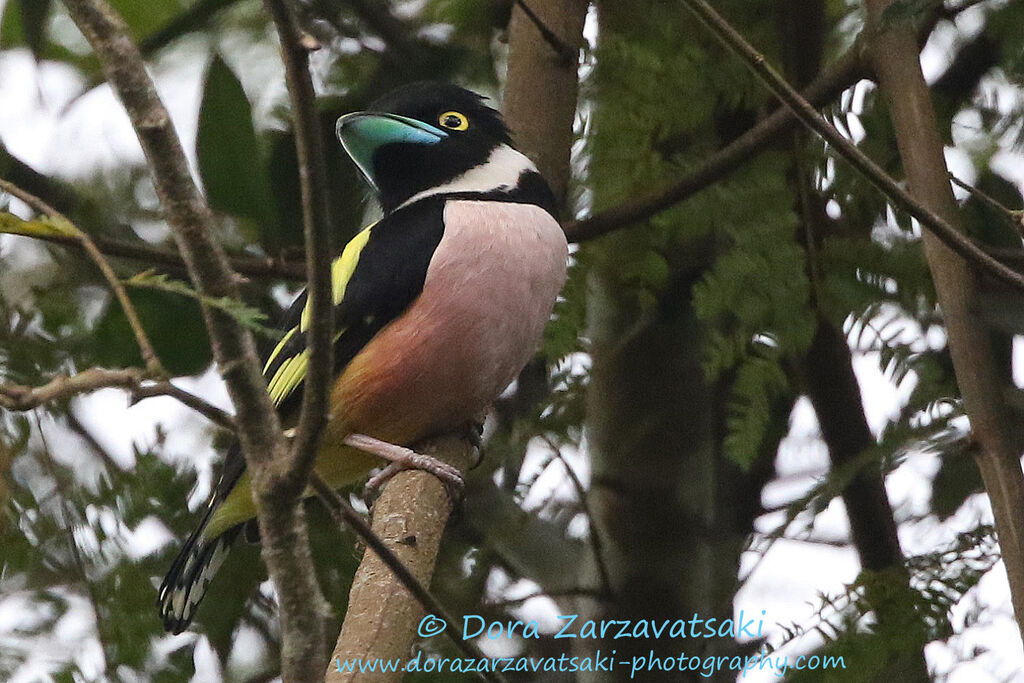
[0, 0, 1022, 680]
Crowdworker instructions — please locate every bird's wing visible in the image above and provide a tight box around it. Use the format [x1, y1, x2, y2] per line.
[210, 197, 447, 519]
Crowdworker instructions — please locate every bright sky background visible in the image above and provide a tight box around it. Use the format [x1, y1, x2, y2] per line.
[0, 1, 1022, 681]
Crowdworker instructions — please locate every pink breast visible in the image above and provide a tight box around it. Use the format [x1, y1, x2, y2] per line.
[331, 200, 568, 444]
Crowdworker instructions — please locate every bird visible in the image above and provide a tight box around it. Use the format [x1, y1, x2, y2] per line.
[158, 81, 569, 633]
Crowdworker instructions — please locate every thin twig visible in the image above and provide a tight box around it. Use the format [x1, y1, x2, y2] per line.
[130, 381, 237, 431]
[65, 410, 123, 472]
[309, 473, 505, 683]
[0, 366, 238, 432]
[0, 179, 166, 376]
[0, 367, 146, 410]
[676, 0, 1024, 292]
[540, 435, 613, 598]
[264, 0, 335, 493]
[34, 415, 113, 680]
[484, 587, 610, 609]
[0, 217, 305, 280]
[949, 172, 1024, 241]
[513, 0, 578, 66]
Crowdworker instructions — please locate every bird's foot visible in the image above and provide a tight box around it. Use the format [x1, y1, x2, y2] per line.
[346, 433, 464, 504]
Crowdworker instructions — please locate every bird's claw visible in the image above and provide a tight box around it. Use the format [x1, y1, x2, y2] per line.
[346, 433, 464, 506]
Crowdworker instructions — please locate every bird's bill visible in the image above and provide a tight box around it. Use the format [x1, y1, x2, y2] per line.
[336, 112, 448, 192]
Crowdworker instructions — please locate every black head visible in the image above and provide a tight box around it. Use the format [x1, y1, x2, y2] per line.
[336, 82, 540, 213]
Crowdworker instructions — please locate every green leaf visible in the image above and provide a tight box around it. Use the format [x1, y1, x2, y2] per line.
[197, 55, 274, 241]
[123, 271, 280, 339]
[93, 286, 213, 376]
[107, 0, 185, 41]
[0, 211, 78, 238]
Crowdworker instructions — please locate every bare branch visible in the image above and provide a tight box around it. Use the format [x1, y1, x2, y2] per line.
[0, 224, 306, 280]
[950, 172, 1024, 241]
[130, 381, 237, 432]
[317, 436, 505, 683]
[0, 179, 166, 377]
[540, 435, 613, 598]
[310, 473, 501, 678]
[0, 367, 144, 411]
[259, 1, 337, 673]
[264, 0, 335, 494]
[677, 0, 1024, 292]
[59, 0, 330, 674]
[0, 366, 236, 433]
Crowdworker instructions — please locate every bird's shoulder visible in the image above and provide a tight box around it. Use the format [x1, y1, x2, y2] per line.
[260, 197, 449, 409]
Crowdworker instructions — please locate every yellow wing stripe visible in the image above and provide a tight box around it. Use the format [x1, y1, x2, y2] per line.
[300, 225, 374, 332]
[268, 223, 376, 406]
[264, 329, 349, 406]
[263, 326, 297, 375]
[267, 349, 309, 405]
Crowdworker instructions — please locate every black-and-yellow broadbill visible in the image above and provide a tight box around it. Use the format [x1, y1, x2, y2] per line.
[158, 82, 568, 633]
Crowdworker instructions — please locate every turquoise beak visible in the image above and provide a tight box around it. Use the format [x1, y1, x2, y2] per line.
[336, 112, 448, 192]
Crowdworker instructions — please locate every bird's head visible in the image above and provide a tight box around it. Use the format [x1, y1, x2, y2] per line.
[336, 82, 548, 214]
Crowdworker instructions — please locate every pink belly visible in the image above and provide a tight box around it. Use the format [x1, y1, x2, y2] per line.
[325, 200, 568, 446]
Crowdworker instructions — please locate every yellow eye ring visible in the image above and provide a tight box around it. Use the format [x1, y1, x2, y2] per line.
[438, 111, 469, 131]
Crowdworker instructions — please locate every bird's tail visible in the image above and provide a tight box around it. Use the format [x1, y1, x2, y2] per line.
[158, 501, 241, 634]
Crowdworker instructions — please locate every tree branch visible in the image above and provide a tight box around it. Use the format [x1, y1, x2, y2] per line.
[0, 366, 236, 432]
[264, 0, 335, 494]
[540, 435, 613, 598]
[260, 1, 336, 673]
[130, 381, 237, 431]
[0, 221, 306, 280]
[564, 43, 867, 241]
[863, 0, 1024, 642]
[676, 0, 1024, 292]
[504, 0, 587, 208]
[320, 436, 505, 683]
[0, 367, 145, 410]
[310, 470, 501, 681]
[950, 173, 1024, 240]
[59, 0, 329, 675]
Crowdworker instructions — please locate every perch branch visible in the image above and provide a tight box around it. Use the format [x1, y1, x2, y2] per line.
[320, 436, 505, 683]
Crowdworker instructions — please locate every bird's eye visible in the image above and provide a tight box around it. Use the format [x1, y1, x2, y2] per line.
[438, 111, 469, 131]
